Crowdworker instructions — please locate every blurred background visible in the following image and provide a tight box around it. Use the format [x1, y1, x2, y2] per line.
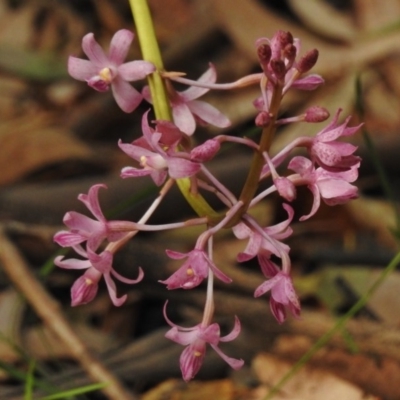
[0, 0, 400, 399]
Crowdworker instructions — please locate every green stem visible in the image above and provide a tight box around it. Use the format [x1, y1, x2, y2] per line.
[128, 0, 219, 219]
[264, 250, 400, 400]
[128, 0, 171, 120]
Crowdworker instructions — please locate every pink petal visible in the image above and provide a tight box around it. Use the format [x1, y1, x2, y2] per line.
[118, 60, 155, 81]
[291, 74, 324, 90]
[200, 323, 221, 345]
[232, 222, 252, 240]
[120, 166, 152, 179]
[210, 344, 244, 370]
[327, 141, 358, 157]
[159, 264, 205, 289]
[150, 170, 168, 186]
[142, 86, 152, 103]
[87, 235, 106, 253]
[118, 141, 156, 161]
[108, 29, 134, 65]
[154, 120, 183, 147]
[270, 275, 291, 304]
[264, 204, 294, 238]
[254, 273, 280, 297]
[270, 299, 286, 324]
[63, 211, 100, 233]
[237, 232, 262, 262]
[111, 77, 143, 113]
[172, 102, 196, 135]
[81, 33, 109, 68]
[274, 177, 297, 201]
[312, 142, 342, 167]
[300, 183, 320, 221]
[188, 100, 231, 128]
[219, 316, 241, 342]
[180, 64, 216, 101]
[78, 184, 107, 222]
[111, 267, 144, 284]
[165, 327, 199, 345]
[180, 343, 205, 382]
[71, 268, 101, 306]
[54, 256, 91, 270]
[283, 278, 301, 309]
[165, 249, 187, 260]
[318, 108, 342, 135]
[68, 57, 98, 81]
[318, 179, 358, 203]
[288, 156, 313, 175]
[103, 273, 127, 306]
[258, 256, 279, 278]
[53, 230, 86, 247]
[208, 261, 232, 284]
[166, 157, 201, 179]
[88, 250, 113, 274]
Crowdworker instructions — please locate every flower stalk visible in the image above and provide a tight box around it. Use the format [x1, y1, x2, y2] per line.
[129, 0, 220, 221]
[55, 3, 363, 383]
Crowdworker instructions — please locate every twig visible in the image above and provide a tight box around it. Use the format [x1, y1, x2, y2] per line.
[0, 229, 136, 400]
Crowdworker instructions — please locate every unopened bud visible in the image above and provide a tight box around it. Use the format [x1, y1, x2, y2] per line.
[190, 139, 220, 162]
[304, 106, 330, 122]
[283, 43, 297, 63]
[297, 49, 319, 73]
[277, 30, 293, 47]
[270, 59, 286, 80]
[257, 43, 272, 71]
[255, 111, 271, 127]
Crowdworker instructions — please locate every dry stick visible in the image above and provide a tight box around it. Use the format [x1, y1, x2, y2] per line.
[0, 230, 136, 400]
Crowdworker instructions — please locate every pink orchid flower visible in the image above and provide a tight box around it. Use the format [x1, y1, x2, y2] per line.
[232, 204, 294, 262]
[68, 29, 155, 113]
[309, 109, 362, 171]
[119, 111, 201, 185]
[160, 249, 232, 290]
[254, 257, 300, 324]
[288, 156, 359, 221]
[54, 184, 126, 253]
[143, 64, 230, 135]
[55, 248, 143, 307]
[164, 305, 244, 381]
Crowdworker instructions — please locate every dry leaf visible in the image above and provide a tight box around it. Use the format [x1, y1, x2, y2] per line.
[0, 115, 92, 186]
[252, 353, 378, 400]
[287, 0, 357, 41]
[345, 197, 398, 249]
[141, 378, 242, 400]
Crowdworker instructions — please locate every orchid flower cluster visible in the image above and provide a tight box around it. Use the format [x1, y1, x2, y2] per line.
[54, 28, 361, 381]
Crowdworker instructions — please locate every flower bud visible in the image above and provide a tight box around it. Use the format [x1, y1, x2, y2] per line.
[277, 30, 293, 47]
[190, 139, 220, 162]
[255, 111, 271, 127]
[297, 49, 319, 73]
[270, 59, 286, 80]
[304, 106, 330, 122]
[257, 43, 272, 72]
[283, 43, 297, 64]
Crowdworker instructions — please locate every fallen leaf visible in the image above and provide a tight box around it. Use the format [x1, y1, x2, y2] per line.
[252, 352, 378, 400]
